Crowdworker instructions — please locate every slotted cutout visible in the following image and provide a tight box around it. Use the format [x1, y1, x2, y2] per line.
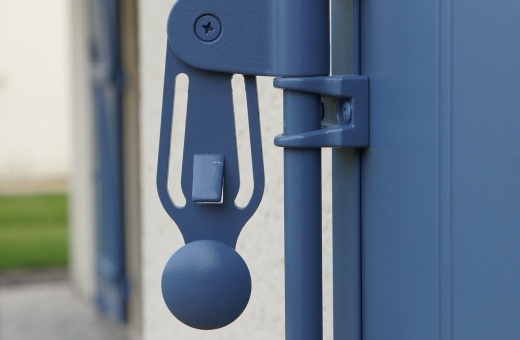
[232, 74, 254, 208]
[167, 73, 189, 207]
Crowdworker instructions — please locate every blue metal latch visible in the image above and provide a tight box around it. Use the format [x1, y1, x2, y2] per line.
[157, 46, 264, 329]
[157, 0, 369, 334]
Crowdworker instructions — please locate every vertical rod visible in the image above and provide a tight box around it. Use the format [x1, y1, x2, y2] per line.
[332, 149, 361, 340]
[331, 0, 362, 339]
[284, 90, 323, 340]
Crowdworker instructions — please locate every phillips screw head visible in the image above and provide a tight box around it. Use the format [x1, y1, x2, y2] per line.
[194, 14, 222, 42]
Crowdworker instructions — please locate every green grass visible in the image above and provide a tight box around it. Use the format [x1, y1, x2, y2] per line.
[0, 194, 68, 271]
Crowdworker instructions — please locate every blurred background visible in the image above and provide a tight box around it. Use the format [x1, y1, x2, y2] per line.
[0, 1, 137, 339]
[0, 0, 71, 271]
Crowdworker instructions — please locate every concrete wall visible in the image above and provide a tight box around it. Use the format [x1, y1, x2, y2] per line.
[138, 1, 333, 339]
[0, 0, 71, 186]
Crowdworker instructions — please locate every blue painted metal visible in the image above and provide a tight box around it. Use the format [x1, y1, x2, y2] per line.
[330, 1, 362, 339]
[157, 48, 264, 248]
[167, 0, 329, 76]
[158, 0, 372, 335]
[283, 90, 324, 340]
[332, 148, 362, 340]
[162, 240, 251, 330]
[361, 1, 520, 339]
[192, 154, 225, 203]
[157, 42, 264, 329]
[158, 0, 520, 337]
[89, 0, 128, 323]
[274, 76, 369, 148]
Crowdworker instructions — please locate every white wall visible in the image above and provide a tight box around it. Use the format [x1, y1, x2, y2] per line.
[138, 1, 333, 339]
[69, 0, 96, 301]
[0, 0, 96, 307]
[0, 0, 71, 184]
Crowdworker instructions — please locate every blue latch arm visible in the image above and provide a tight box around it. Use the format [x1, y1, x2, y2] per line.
[157, 43, 265, 331]
[157, 45, 264, 246]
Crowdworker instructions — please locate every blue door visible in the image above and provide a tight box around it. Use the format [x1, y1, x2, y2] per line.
[89, 0, 127, 322]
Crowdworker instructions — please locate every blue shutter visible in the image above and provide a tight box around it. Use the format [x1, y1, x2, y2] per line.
[360, 1, 520, 339]
[89, 0, 127, 323]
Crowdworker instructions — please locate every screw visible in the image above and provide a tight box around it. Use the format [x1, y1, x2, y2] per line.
[195, 15, 221, 42]
[342, 101, 352, 123]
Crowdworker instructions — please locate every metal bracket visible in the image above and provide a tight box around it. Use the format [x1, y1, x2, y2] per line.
[167, 0, 329, 76]
[274, 75, 370, 148]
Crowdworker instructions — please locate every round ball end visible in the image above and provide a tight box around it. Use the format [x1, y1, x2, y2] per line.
[161, 240, 251, 330]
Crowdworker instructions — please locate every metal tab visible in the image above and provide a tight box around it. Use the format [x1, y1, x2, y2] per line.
[192, 154, 225, 203]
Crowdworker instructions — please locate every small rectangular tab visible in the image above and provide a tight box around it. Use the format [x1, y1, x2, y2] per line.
[192, 154, 224, 203]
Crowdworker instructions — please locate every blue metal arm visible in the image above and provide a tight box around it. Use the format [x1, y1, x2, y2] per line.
[158, 42, 265, 330]
[157, 45, 264, 247]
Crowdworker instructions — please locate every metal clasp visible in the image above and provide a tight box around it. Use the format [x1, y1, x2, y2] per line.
[274, 76, 369, 149]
